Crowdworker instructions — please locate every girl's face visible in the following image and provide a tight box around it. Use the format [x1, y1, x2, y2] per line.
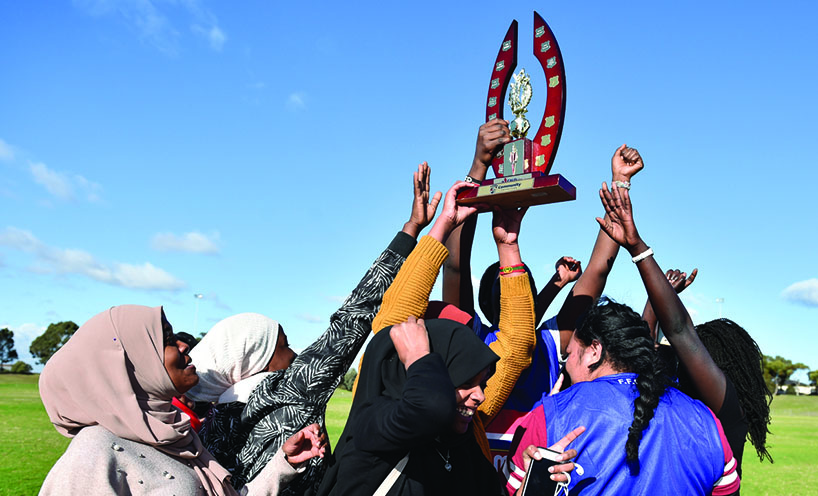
[452, 367, 490, 434]
[565, 330, 593, 384]
[265, 328, 297, 372]
[161, 313, 199, 394]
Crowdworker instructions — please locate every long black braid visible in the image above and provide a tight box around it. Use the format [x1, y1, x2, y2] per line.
[575, 298, 670, 471]
[695, 318, 773, 462]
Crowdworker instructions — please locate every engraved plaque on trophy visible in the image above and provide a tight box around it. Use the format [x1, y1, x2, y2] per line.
[457, 12, 576, 208]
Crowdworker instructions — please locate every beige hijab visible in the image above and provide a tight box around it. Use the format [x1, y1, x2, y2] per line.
[39, 305, 237, 496]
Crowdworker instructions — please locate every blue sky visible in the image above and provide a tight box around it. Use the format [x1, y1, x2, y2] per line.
[1, 1, 816, 377]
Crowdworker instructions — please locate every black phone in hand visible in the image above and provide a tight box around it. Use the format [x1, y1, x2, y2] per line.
[519, 447, 563, 496]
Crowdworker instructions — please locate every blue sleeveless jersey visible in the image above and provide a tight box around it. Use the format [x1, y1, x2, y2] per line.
[542, 373, 726, 495]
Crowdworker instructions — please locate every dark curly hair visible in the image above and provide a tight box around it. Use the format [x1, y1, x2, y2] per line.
[574, 298, 670, 471]
[695, 318, 773, 463]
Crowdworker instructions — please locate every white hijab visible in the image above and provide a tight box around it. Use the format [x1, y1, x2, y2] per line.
[186, 313, 280, 403]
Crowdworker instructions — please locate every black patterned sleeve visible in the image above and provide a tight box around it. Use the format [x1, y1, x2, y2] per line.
[271, 230, 415, 405]
[230, 231, 416, 491]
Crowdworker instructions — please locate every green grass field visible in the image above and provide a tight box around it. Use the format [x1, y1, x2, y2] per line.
[1, 374, 815, 495]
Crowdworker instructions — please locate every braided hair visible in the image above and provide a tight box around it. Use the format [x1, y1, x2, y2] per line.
[574, 298, 670, 470]
[695, 318, 773, 462]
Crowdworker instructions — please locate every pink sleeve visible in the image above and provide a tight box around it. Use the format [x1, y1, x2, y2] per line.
[708, 409, 740, 495]
[504, 406, 548, 496]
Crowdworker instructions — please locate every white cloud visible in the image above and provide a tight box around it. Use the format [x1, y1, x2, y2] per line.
[287, 92, 307, 110]
[76, 0, 226, 56]
[109, 262, 186, 289]
[782, 278, 818, 307]
[0, 227, 185, 291]
[74, 174, 103, 202]
[28, 162, 102, 202]
[0, 227, 40, 251]
[208, 26, 226, 50]
[75, 0, 180, 55]
[30, 162, 73, 200]
[193, 24, 226, 51]
[151, 231, 220, 254]
[203, 292, 231, 311]
[11, 322, 44, 343]
[0, 138, 14, 161]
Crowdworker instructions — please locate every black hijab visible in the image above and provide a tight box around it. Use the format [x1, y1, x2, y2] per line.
[357, 318, 499, 404]
[318, 319, 503, 496]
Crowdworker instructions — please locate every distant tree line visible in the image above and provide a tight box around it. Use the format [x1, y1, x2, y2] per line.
[0, 322, 79, 374]
[1, 321, 817, 395]
[761, 355, 813, 395]
[0, 321, 202, 374]
[337, 368, 357, 391]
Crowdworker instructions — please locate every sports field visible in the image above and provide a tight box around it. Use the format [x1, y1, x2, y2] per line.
[1, 374, 815, 495]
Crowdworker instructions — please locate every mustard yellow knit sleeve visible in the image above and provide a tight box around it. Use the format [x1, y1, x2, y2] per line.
[352, 235, 448, 395]
[370, 235, 448, 334]
[478, 273, 536, 424]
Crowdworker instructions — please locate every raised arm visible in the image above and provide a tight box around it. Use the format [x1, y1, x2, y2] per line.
[554, 144, 643, 356]
[478, 206, 535, 424]
[535, 257, 582, 327]
[231, 164, 440, 488]
[401, 162, 442, 239]
[371, 180, 480, 333]
[442, 119, 511, 312]
[352, 180, 480, 394]
[596, 181, 727, 413]
[291, 163, 441, 386]
[642, 268, 698, 343]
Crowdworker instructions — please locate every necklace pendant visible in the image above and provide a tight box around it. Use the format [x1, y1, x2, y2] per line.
[444, 462, 452, 472]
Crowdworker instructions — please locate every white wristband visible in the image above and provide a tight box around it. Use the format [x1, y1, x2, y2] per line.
[631, 247, 653, 263]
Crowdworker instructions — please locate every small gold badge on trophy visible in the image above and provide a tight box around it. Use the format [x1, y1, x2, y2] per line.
[457, 12, 576, 208]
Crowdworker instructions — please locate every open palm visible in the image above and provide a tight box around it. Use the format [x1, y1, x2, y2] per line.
[596, 183, 641, 250]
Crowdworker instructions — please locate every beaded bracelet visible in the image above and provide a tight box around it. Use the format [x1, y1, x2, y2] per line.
[499, 263, 526, 275]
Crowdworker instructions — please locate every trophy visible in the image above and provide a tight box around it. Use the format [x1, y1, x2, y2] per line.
[457, 12, 576, 208]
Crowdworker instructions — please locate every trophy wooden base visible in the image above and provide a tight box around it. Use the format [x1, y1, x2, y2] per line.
[456, 172, 576, 208]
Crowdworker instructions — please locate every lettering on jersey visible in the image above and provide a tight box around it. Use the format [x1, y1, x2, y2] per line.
[494, 454, 508, 472]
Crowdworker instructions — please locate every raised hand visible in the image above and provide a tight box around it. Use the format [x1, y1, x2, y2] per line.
[428, 181, 482, 245]
[596, 183, 643, 252]
[491, 206, 528, 246]
[666, 268, 698, 294]
[555, 256, 582, 285]
[390, 316, 430, 370]
[473, 118, 511, 172]
[403, 162, 443, 238]
[282, 423, 327, 466]
[611, 144, 644, 184]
